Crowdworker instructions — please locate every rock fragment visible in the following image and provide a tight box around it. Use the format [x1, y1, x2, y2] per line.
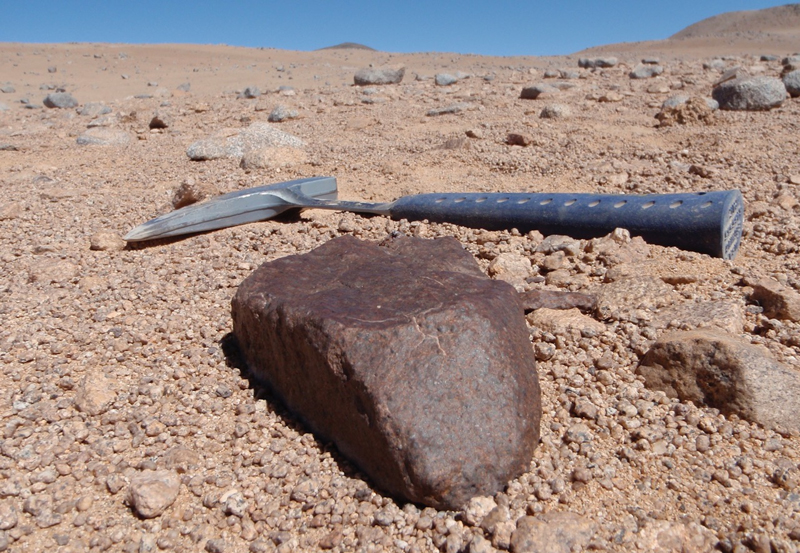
[435, 73, 458, 86]
[746, 277, 800, 322]
[267, 105, 299, 122]
[520, 84, 558, 99]
[186, 122, 304, 161]
[518, 290, 596, 312]
[783, 69, 800, 97]
[712, 76, 787, 110]
[527, 308, 605, 338]
[578, 57, 617, 68]
[240, 146, 307, 171]
[74, 373, 117, 415]
[127, 470, 180, 518]
[149, 111, 172, 129]
[510, 512, 596, 553]
[172, 177, 211, 209]
[238, 86, 260, 99]
[76, 128, 132, 146]
[89, 231, 126, 251]
[232, 236, 541, 510]
[656, 96, 716, 126]
[637, 329, 800, 434]
[487, 252, 532, 288]
[635, 520, 717, 552]
[595, 276, 681, 321]
[78, 102, 111, 117]
[629, 65, 663, 79]
[43, 92, 78, 108]
[354, 66, 404, 85]
[426, 102, 471, 116]
[539, 104, 571, 119]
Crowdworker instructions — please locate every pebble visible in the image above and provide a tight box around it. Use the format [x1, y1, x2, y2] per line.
[127, 470, 181, 519]
[435, 73, 458, 86]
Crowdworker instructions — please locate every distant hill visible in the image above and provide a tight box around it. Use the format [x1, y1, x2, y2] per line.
[671, 3, 800, 39]
[318, 42, 376, 51]
[577, 3, 800, 58]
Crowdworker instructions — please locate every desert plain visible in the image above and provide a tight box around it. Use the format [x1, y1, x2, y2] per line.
[2, 4, 800, 553]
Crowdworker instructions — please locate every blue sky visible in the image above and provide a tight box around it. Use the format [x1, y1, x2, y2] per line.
[0, 1, 793, 56]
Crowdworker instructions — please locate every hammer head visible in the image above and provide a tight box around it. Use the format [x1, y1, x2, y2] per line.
[124, 176, 338, 241]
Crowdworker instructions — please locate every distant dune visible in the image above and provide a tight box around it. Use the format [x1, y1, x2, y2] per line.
[671, 3, 800, 39]
[578, 3, 800, 58]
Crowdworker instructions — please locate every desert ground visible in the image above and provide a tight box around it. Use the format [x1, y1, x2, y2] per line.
[2, 4, 800, 553]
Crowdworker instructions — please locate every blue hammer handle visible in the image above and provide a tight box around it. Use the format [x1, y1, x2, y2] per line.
[390, 189, 744, 260]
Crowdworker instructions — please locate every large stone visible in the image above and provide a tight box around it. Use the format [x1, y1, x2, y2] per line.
[636, 329, 800, 435]
[353, 66, 405, 86]
[232, 236, 541, 510]
[712, 76, 787, 110]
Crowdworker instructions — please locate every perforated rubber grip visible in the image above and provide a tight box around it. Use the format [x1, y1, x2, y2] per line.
[389, 190, 744, 259]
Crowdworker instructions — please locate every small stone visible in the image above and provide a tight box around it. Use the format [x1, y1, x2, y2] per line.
[149, 111, 172, 129]
[74, 373, 116, 415]
[518, 290, 596, 312]
[630, 65, 664, 79]
[598, 91, 623, 102]
[527, 308, 605, 339]
[520, 84, 558, 99]
[511, 512, 596, 553]
[462, 496, 498, 526]
[578, 57, 617, 68]
[712, 76, 787, 110]
[635, 520, 717, 552]
[427, 102, 471, 116]
[205, 538, 227, 553]
[506, 133, 532, 147]
[222, 491, 247, 518]
[637, 329, 800, 435]
[78, 103, 111, 117]
[354, 66, 405, 85]
[0, 203, 21, 221]
[43, 92, 78, 108]
[783, 69, 800, 97]
[745, 277, 800, 322]
[172, 177, 211, 209]
[435, 73, 458, 86]
[90, 231, 126, 251]
[539, 104, 571, 119]
[76, 128, 132, 146]
[267, 105, 299, 122]
[239, 86, 261, 99]
[127, 470, 180, 519]
[186, 122, 304, 161]
[487, 253, 532, 288]
[0, 503, 17, 530]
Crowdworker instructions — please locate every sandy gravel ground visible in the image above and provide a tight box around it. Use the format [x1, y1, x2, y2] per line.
[1, 25, 800, 553]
